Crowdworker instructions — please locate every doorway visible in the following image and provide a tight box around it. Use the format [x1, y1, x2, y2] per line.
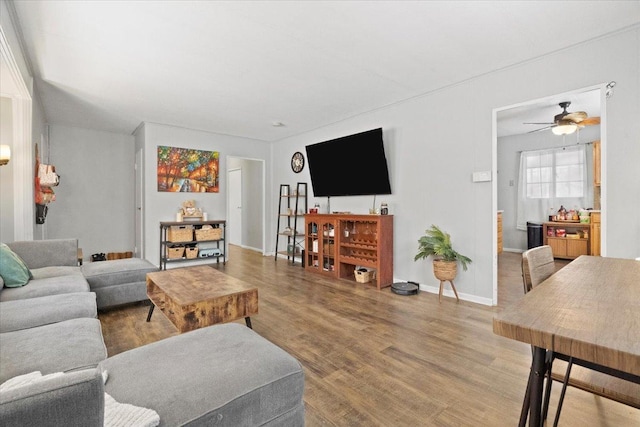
[0, 34, 33, 241]
[228, 168, 242, 245]
[135, 148, 144, 258]
[226, 157, 265, 253]
[492, 84, 607, 305]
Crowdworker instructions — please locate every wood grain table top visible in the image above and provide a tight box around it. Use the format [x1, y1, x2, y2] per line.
[494, 256, 640, 376]
[147, 265, 257, 305]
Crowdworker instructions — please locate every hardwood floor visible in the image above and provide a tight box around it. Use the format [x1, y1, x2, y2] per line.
[99, 247, 639, 426]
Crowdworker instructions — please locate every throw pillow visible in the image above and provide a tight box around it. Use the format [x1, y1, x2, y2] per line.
[0, 243, 32, 287]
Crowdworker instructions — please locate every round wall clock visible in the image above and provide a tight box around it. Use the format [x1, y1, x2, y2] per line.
[291, 151, 305, 173]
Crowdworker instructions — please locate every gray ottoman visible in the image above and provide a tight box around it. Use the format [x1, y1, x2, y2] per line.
[82, 258, 158, 309]
[101, 323, 305, 426]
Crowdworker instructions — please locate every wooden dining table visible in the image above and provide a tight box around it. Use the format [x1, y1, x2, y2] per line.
[493, 255, 640, 426]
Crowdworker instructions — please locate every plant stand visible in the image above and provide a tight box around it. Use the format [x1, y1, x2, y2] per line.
[438, 279, 460, 303]
[433, 260, 460, 303]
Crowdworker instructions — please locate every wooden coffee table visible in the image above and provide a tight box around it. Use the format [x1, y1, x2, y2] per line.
[145, 265, 258, 332]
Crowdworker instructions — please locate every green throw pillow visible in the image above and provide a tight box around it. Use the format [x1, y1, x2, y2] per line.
[0, 243, 32, 287]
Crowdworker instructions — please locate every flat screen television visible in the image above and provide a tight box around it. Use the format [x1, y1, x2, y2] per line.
[305, 128, 391, 197]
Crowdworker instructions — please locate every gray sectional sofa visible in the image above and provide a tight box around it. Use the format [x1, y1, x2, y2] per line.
[0, 239, 305, 426]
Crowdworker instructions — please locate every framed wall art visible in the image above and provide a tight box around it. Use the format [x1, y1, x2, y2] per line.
[157, 145, 219, 193]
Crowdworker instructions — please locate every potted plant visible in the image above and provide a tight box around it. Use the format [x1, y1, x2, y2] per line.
[414, 225, 472, 301]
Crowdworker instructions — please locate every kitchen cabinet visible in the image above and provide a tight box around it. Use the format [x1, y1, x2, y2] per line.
[590, 212, 601, 256]
[593, 140, 601, 187]
[543, 222, 591, 260]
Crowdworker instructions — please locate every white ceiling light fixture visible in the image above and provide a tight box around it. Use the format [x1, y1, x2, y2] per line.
[551, 120, 578, 135]
[271, 121, 285, 127]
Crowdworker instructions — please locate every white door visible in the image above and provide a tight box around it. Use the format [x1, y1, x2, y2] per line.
[228, 168, 242, 245]
[135, 148, 144, 257]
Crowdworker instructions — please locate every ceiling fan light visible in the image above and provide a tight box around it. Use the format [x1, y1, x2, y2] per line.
[552, 123, 577, 135]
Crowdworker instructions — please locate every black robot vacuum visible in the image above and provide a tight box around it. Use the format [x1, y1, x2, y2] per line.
[391, 281, 419, 296]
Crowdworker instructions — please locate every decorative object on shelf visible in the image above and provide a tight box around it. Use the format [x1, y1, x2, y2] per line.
[168, 224, 194, 242]
[380, 202, 388, 215]
[414, 225, 472, 303]
[157, 145, 219, 192]
[196, 225, 222, 241]
[180, 199, 203, 218]
[291, 152, 305, 173]
[354, 268, 375, 283]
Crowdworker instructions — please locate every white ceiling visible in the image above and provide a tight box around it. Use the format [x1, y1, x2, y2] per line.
[10, 1, 640, 141]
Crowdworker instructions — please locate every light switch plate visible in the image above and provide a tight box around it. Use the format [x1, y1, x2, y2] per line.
[472, 171, 492, 182]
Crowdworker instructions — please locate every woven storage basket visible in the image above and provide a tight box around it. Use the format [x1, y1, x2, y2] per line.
[433, 260, 457, 281]
[166, 246, 185, 259]
[168, 225, 193, 242]
[355, 269, 376, 283]
[195, 227, 222, 241]
[185, 246, 199, 259]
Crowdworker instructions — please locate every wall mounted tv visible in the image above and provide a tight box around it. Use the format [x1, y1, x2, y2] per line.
[305, 128, 391, 197]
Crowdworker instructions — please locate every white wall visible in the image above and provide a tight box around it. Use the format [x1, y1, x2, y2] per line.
[271, 26, 640, 304]
[46, 125, 135, 260]
[0, 97, 14, 242]
[139, 123, 270, 266]
[498, 125, 600, 251]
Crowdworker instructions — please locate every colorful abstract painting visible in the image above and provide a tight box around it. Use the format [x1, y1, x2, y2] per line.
[157, 146, 219, 192]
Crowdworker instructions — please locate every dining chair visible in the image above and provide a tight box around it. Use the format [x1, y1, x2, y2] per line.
[521, 245, 555, 293]
[519, 245, 557, 426]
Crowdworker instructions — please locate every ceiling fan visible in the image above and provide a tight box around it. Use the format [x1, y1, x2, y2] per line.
[525, 101, 601, 135]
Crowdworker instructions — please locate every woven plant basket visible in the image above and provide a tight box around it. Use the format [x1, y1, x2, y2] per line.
[433, 260, 457, 281]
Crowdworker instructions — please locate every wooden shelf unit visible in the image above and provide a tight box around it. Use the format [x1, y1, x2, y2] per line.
[304, 214, 393, 289]
[543, 221, 591, 260]
[274, 183, 307, 265]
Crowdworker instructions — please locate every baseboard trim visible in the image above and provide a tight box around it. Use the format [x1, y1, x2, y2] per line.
[418, 284, 493, 306]
[392, 277, 493, 306]
[504, 247, 524, 253]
